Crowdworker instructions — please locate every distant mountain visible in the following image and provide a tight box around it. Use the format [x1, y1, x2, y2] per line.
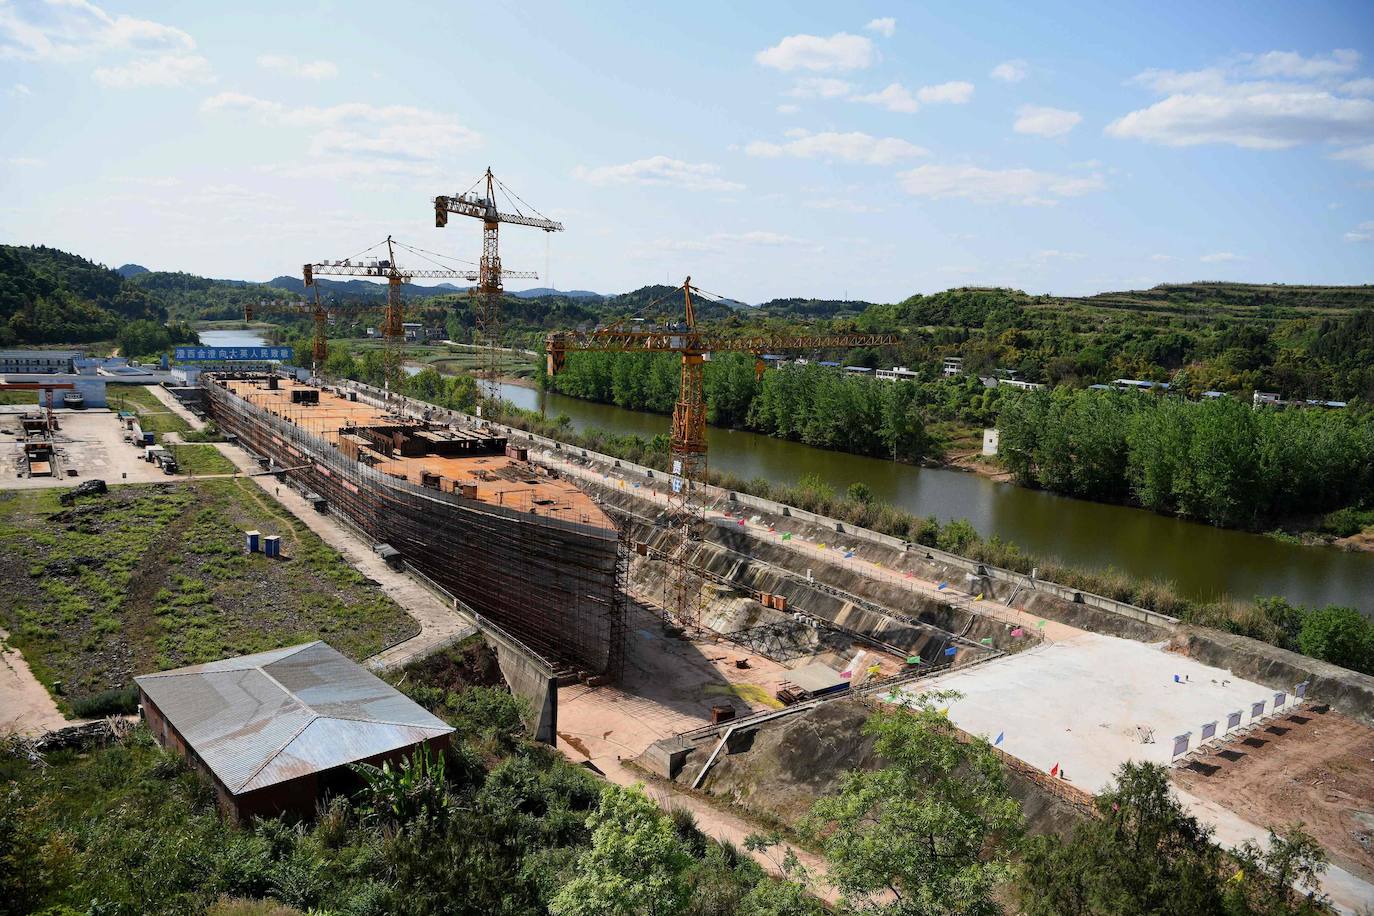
[116, 263, 149, 278]
[510, 287, 603, 300]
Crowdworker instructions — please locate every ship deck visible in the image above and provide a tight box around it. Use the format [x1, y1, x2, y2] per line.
[222, 378, 614, 531]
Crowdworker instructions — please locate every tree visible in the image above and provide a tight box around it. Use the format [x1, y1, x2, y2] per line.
[1297, 605, 1374, 675]
[802, 698, 1022, 915]
[1024, 795, 1330, 914]
[550, 785, 694, 916]
[1227, 824, 1329, 914]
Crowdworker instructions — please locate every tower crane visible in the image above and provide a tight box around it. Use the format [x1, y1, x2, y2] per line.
[435, 168, 563, 383]
[545, 277, 898, 628]
[291, 236, 535, 386]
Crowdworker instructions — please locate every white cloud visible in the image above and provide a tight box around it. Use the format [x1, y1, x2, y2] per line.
[746, 129, 927, 165]
[787, 76, 854, 99]
[9, 81, 30, 96]
[257, 54, 337, 80]
[817, 79, 973, 113]
[755, 32, 875, 72]
[865, 18, 896, 38]
[93, 53, 211, 88]
[852, 83, 918, 113]
[990, 59, 1028, 83]
[1107, 50, 1374, 151]
[897, 163, 1106, 205]
[1200, 251, 1244, 263]
[201, 92, 480, 177]
[1149, 253, 1179, 262]
[1342, 78, 1374, 96]
[1330, 143, 1374, 170]
[1248, 49, 1359, 79]
[776, 103, 800, 114]
[0, 0, 194, 62]
[917, 81, 974, 104]
[1032, 249, 1084, 261]
[1344, 221, 1374, 242]
[7, 156, 44, 167]
[647, 230, 807, 254]
[804, 197, 882, 213]
[1014, 105, 1082, 137]
[572, 155, 744, 192]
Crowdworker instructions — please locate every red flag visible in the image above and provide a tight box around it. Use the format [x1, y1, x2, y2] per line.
[1049, 763, 1059, 777]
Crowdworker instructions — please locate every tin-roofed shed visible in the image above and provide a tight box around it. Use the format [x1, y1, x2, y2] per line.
[135, 641, 453, 822]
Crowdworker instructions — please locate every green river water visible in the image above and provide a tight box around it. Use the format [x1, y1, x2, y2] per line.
[487, 380, 1374, 614]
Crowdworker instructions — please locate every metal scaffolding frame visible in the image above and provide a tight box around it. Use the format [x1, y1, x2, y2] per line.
[203, 374, 626, 680]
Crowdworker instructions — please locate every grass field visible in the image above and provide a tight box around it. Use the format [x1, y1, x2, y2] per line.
[106, 385, 191, 436]
[0, 479, 417, 709]
[166, 443, 236, 475]
[0, 391, 39, 406]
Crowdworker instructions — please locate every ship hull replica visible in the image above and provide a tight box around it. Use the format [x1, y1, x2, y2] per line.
[202, 373, 624, 678]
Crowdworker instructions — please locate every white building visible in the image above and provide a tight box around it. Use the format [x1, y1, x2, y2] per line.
[876, 366, 919, 382]
[982, 428, 1000, 456]
[942, 356, 964, 377]
[0, 350, 79, 374]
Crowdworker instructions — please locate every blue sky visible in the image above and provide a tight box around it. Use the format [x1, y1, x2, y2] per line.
[1, 0, 1372, 302]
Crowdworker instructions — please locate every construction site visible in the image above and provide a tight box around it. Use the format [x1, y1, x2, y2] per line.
[4, 168, 1374, 913]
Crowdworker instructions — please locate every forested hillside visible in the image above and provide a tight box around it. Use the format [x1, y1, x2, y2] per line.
[127, 271, 298, 322]
[0, 245, 166, 345]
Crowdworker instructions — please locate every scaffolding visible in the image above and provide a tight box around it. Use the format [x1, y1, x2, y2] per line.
[202, 373, 626, 680]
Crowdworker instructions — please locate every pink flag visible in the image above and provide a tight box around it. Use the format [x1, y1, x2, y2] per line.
[1011, 628, 1024, 638]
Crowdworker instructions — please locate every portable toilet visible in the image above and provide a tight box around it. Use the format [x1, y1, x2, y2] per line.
[245, 530, 261, 553]
[263, 535, 281, 558]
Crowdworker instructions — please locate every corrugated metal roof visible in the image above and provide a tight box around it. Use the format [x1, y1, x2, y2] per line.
[136, 641, 452, 795]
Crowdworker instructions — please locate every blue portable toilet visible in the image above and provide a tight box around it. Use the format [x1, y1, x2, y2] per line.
[245, 530, 260, 553]
[263, 535, 281, 558]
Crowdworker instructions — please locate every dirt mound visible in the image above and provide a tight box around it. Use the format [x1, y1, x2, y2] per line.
[677, 698, 1087, 839]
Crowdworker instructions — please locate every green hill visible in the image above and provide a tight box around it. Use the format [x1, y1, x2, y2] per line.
[0, 245, 166, 345]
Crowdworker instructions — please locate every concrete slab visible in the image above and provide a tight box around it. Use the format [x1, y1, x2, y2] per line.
[1, 408, 168, 489]
[899, 631, 1278, 793]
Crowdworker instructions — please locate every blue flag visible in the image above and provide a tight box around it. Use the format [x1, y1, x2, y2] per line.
[994, 732, 1004, 746]
[937, 581, 948, 590]
[944, 646, 957, 656]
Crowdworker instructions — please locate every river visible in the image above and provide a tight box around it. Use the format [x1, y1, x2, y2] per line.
[486, 380, 1374, 613]
[199, 328, 1374, 611]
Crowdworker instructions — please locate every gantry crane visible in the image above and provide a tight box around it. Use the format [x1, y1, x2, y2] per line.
[545, 277, 898, 628]
[293, 236, 535, 387]
[435, 168, 563, 383]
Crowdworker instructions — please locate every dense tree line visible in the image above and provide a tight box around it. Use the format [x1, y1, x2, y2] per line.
[999, 389, 1374, 527]
[0, 245, 165, 345]
[546, 354, 1005, 463]
[323, 347, 480, 414]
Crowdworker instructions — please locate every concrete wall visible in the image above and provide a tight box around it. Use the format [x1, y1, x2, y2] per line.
[1171, 627, 1374, 728]
[490, 640, 558, 745]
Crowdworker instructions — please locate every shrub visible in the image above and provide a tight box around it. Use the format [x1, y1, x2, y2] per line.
[72, 684, 140, 717]
[1298, 605, 1374, 675]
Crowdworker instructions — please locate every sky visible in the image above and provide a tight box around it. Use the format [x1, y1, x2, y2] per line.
[1, 0, 1372, 303]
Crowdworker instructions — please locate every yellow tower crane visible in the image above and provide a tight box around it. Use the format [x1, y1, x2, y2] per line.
[296, 236, 535, 387]
[434, 168, 563, 385]
[546, 277, 898, 628]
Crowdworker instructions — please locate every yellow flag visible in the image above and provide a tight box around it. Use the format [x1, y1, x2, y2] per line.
[939, 706, 949, 717]
[974, 592, 984, 601]
[1229, 869, 1244, 884]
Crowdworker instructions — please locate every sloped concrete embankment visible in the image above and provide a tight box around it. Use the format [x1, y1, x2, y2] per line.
[588, 477, 1165, 645]
[664, 698, 1090, 840]
[1170, 627, 1374, 728]
[616, 511, 1003, 664]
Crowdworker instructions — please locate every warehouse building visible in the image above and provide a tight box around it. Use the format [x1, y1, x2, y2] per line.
[0, 349, 79, 374]
[135, 641, 453, 822]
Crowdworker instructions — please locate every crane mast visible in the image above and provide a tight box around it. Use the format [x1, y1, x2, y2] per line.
[297, 236, 530, 387]
[545, 277, 898, 630]
[435, 168, 562, 386]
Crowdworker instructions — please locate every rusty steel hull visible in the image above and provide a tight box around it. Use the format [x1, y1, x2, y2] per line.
[202, 376, 624, 677]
